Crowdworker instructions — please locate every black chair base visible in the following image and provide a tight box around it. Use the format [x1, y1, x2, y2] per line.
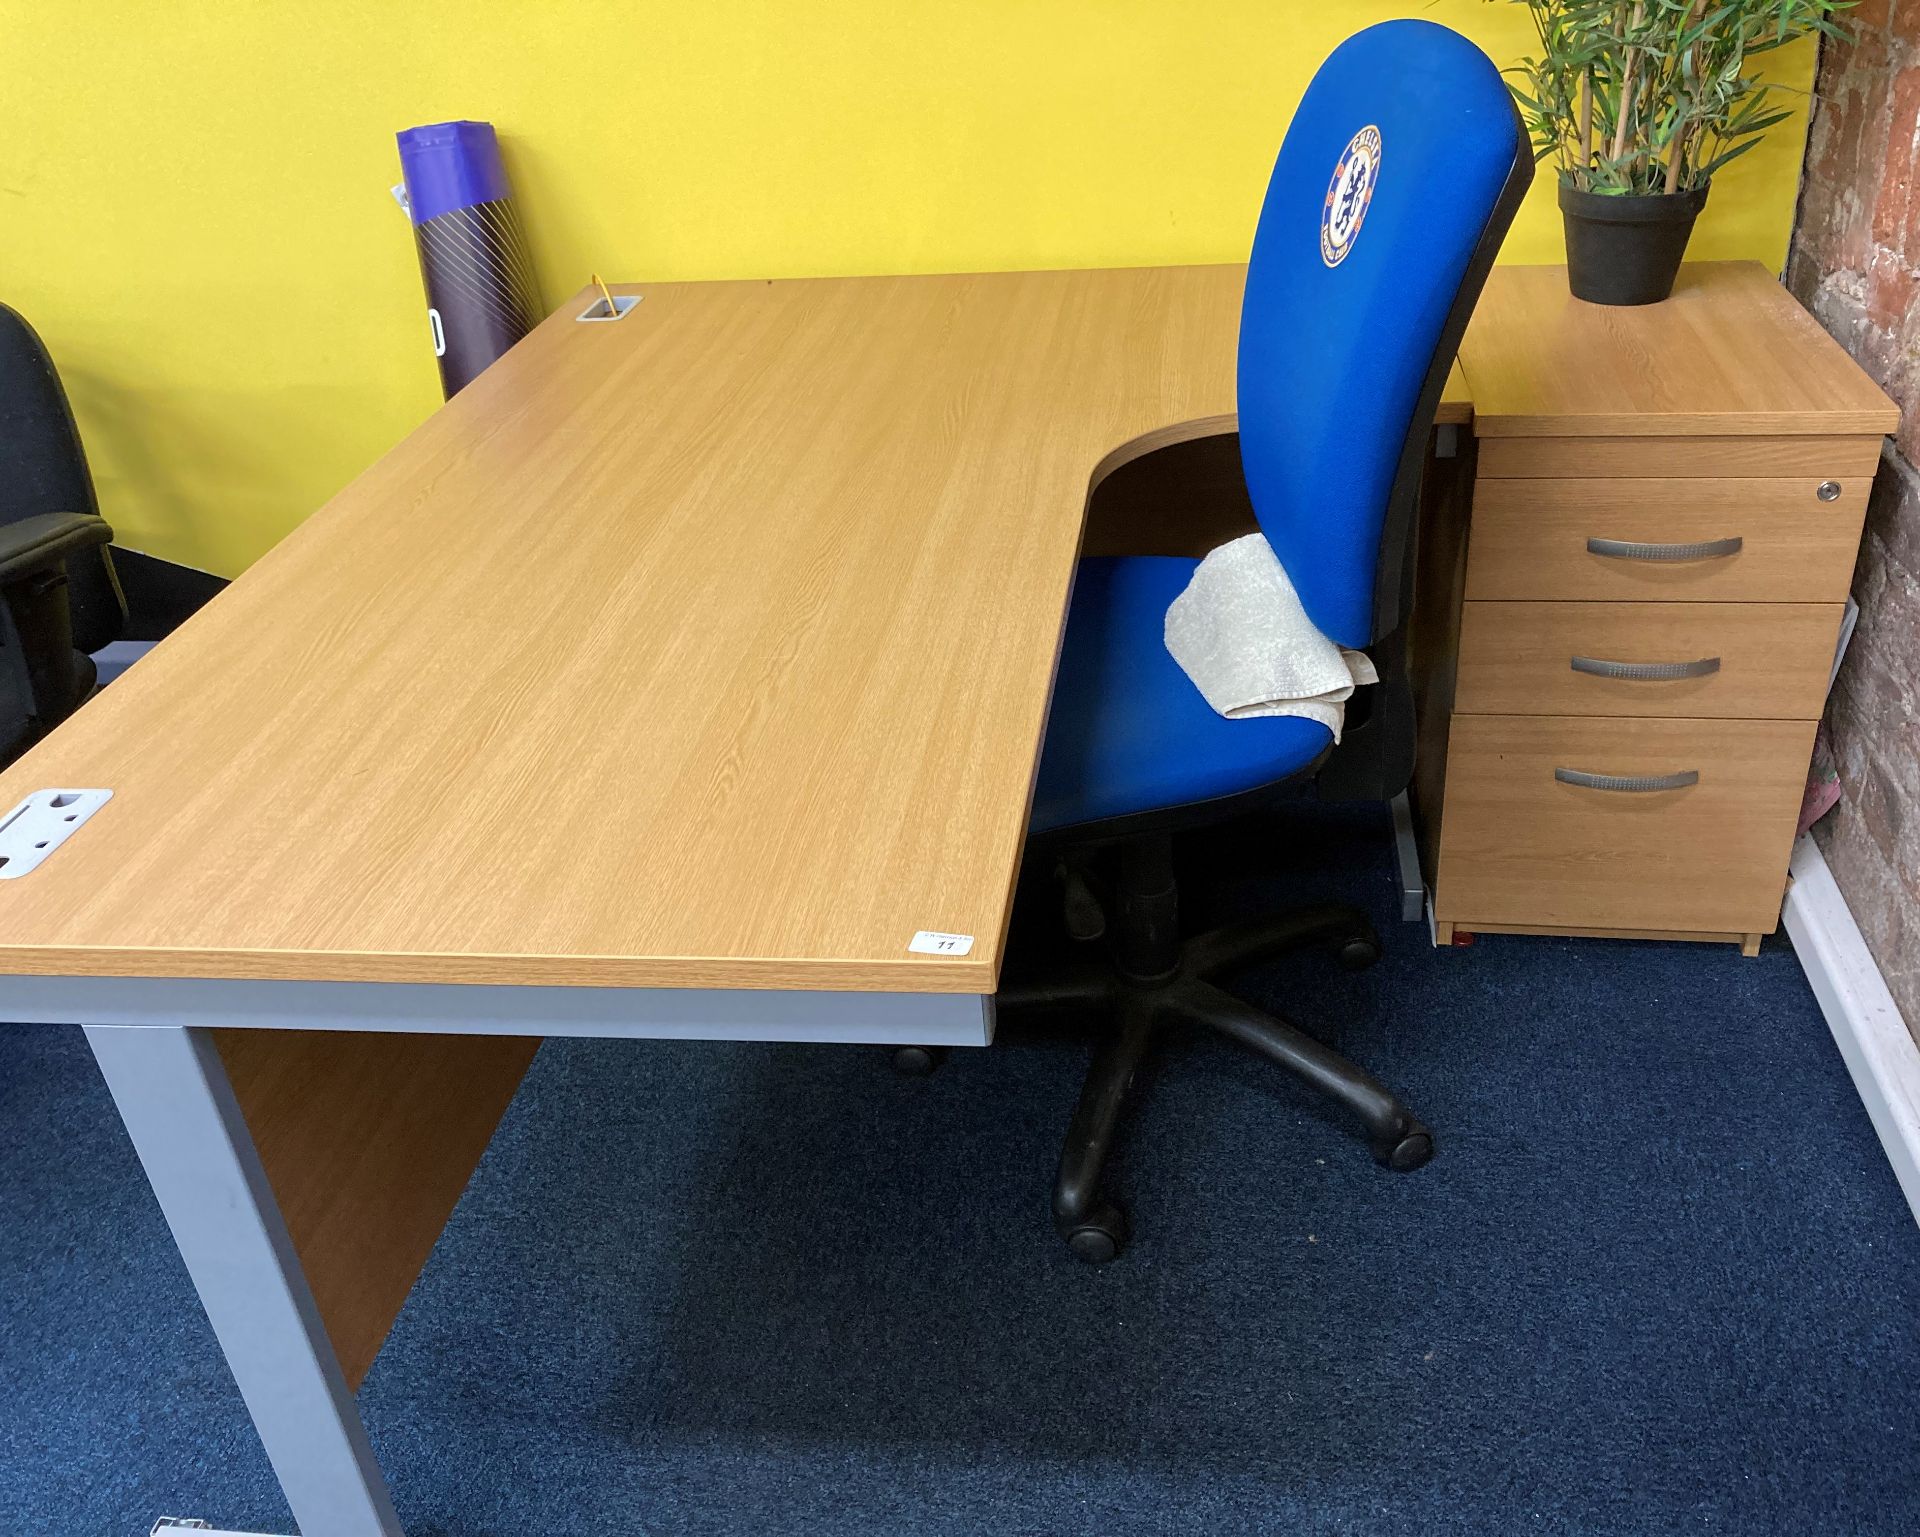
[997, 832, 1433, 1263]
[891, 1043, 948, 1077]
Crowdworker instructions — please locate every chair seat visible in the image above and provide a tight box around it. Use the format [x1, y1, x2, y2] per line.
[1029, 556, 1334, 835]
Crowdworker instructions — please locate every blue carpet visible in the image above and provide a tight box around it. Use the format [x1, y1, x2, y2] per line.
[4, 805, 1919, 1535]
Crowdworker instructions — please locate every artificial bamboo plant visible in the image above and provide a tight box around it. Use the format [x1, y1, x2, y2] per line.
[1500, 1, 1853, 195]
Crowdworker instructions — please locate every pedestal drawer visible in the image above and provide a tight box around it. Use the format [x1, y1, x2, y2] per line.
[1434, 714, 1813, 935]
[1464, 477, 1869, 602]
[1474, 434, 1884, 481]
[1454, 601, 1841, 720]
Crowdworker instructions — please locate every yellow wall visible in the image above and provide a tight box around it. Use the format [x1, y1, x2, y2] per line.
[7, 2, 1817, 577]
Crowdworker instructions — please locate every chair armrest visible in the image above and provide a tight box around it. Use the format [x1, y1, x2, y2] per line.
[0, 512, 113, 585]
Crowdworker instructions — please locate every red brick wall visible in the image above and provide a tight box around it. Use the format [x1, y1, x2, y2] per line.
[1787, 0, 1920, 1035]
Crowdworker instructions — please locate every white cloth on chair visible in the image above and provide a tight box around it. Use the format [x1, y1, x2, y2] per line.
[1163, 532, 1377, 740]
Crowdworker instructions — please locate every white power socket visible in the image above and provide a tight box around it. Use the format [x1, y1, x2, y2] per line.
[0, 787, 112, 879]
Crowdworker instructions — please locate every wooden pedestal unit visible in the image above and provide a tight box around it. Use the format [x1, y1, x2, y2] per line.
[1416, 263, 1899, 952]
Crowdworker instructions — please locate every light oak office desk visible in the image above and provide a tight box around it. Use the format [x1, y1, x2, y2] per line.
[0, 266, 1479, 1536]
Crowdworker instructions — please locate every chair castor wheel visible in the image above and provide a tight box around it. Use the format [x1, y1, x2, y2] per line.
[1061, 866, 1107, 943]
[1336, 934, 1382, 971]
[891, 1044, 946, 1076]
[1373, 1126, 1434, 1172]
[1060, 1202, 1129, 1264]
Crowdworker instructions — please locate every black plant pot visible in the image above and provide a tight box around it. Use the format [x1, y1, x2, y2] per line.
[1559, 180, 1710, 306]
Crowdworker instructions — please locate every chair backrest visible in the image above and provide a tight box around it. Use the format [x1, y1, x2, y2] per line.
[0, 304, 125, 651]
[1238, 20, 1527, 650]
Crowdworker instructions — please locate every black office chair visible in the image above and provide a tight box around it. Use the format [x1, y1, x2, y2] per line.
[995, 22, 1531, 1261]
[0, 304, 127, 766]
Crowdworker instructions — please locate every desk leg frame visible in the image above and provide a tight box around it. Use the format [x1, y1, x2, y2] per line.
[87, 1024, 404, 1537]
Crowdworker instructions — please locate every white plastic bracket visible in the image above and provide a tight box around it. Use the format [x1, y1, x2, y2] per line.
[577, 293, 640, 321]
[0, 788, 112, 878]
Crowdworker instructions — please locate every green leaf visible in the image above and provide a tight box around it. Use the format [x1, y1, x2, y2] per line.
[1486, 0, 1845, 179]
[1694, 134, 1766, 178]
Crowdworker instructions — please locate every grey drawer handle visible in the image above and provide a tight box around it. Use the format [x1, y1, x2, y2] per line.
[1554, 767, 1700, 793]
[1570, 655, 1721, 681]
[1587, 536, 1743, 562]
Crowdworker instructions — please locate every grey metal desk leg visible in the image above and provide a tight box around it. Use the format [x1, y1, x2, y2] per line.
[1389, 792, 1426, 923]
[86, 1024, 404, 1537]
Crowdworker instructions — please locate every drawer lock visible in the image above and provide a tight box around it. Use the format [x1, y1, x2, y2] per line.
[1817, 481, 1842, 502]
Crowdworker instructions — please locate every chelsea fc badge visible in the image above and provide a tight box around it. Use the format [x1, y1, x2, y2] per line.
[1320, 125, 1382, 268]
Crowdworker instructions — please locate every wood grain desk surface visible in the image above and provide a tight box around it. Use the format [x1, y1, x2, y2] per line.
[6, 263, 1464, 995]
[1461, 261, 1900, 438]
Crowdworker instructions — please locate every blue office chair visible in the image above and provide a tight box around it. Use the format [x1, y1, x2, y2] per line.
[996, 21, 1529, 1261]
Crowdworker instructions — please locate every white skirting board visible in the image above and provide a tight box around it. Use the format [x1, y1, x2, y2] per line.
[1784, 833, 1920, 1227]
